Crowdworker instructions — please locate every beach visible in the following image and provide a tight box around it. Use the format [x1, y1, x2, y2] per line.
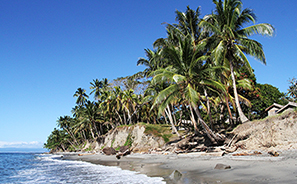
[62, 150, 297, 184]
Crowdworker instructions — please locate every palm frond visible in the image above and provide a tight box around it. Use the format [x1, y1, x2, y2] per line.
[240, 23, 275, 37]
[212, 40, 226, 65]
[234, 44, 253, 72]
[237, 38, 266, 63]
[185, 84, 200, 106]
[152, 84, 179, 109]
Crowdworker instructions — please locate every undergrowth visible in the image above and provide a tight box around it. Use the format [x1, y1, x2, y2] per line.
[144, 124, 172, 143]
[124, 133, 133, 147]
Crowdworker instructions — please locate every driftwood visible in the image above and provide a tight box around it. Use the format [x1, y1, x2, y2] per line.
[225, 146, 238, 153]
[116, 149, 131, 159]
[227, 134, 238, 147]
[78, 153, 95, 156]
[268, 150, 279, 157]
[232, 151, 262, 156]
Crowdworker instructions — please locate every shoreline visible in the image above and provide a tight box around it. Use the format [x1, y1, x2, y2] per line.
[60, 149, 297, 183]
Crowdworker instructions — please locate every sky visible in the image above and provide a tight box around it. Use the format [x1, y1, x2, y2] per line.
[0, 0, 296, 149]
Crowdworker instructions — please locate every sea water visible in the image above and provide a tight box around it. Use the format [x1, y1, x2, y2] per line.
[0, 152, 165, 184]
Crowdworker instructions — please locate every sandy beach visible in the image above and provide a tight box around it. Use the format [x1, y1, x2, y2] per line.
[61, 150, 297, 184]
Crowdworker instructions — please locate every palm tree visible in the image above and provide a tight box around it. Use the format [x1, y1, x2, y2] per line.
[151, 32, 225, 143]
[90, 78, 109, 101]
[137, 48, 165, 78]
[287, 78, 297, 102]
[44, 128, 67, 151]
[56, 116, 79, 146]
[75, 101, 102, 139]
[219, 65, 253, 125]
[200, 0, 274, 123]
[174, 6, 203, 42]
[73, 88, 89, 106]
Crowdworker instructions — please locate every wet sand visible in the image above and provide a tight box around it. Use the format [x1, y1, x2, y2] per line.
[61, 150, 297, 184]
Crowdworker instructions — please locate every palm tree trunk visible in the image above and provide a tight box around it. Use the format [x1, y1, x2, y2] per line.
[124, 106, 132, 124]
[89, 125, 96, 140]
[229, 62, 249, 123]
[225, 96, 234, 126]
[189, 105, 199, 135]
[179, 105, 184, 126]
[67, 140, 78, 150]
[64, 128, 79, 146]
[82, 130, 87, 140]
[192, 104, 220, 143]
[204, 88, 214, 130]
[61, 143, 66, 152]
[122, 109, 127, 125]
[165, 105, 181, 137]
[162, 112, 169, 125]
[99, 122, 103, 136]
[92, 120, 100, 136]
[115, 110, 123, 124]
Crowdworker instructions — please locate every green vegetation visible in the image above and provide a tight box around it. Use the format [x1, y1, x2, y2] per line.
[44, 0, 292, 152]
[124, 133, 133, 147]
[84, 146, 93, 152]
[144, 124, 172, 143]
[111, 139, 115, 148]
[286, 78, 297, 102]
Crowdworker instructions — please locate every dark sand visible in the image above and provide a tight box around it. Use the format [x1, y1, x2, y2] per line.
[61, 150, 297, 184]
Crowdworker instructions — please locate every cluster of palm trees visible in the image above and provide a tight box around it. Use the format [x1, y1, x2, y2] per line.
[44, 0, 274, 151]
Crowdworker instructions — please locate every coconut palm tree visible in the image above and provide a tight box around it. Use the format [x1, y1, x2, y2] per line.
[73, 88, 89, 106]
[219, 65, 253, 125]
[56, 116, 79, 146]
[90, 78, 109, 101]
[75, 101, 102, 139]
[174, 6, 203, 42]
[199, 0, 274, 123]
[151, 31, 225, 143]
[287, 78, 297, 102]
[137, 48, 165, 78]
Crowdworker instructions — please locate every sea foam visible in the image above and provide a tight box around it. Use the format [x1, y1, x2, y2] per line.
[4, 153, 165, 184]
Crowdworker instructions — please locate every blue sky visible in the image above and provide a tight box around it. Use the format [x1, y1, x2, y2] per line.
[0, 0, 296, 148]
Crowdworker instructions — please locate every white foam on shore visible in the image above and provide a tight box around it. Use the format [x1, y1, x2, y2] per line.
[13, 154, 165, 184]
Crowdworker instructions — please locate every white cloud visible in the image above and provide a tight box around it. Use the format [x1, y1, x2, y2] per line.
[0, 141, 44, 148]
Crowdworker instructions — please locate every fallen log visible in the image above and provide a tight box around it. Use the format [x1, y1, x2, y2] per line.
[232, 151, 262, 156]
[78, 153, 95, 156]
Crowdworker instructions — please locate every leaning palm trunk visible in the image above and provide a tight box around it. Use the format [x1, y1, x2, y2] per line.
[189, 105, 199, 135]
[92, 120, 100, 136]
[162, 112, 169, 125]
[124, 106, 132, 124]
[192, 104, 223, 143]
[204, 88, 214, 130]
[115, 110, 124, 125]
[225, 96, 234, 126]
[165, 105, 181, 137]
[230, 62, 249, 123]
[64, 127, 79, 146]
[127, 104, 144, 125]
[60, 143, 66, 152]
[67, 139, 79, 151]
[89, 125, 96, 140]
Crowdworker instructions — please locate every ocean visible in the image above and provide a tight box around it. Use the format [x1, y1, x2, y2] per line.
[0, 152, 165, 184]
